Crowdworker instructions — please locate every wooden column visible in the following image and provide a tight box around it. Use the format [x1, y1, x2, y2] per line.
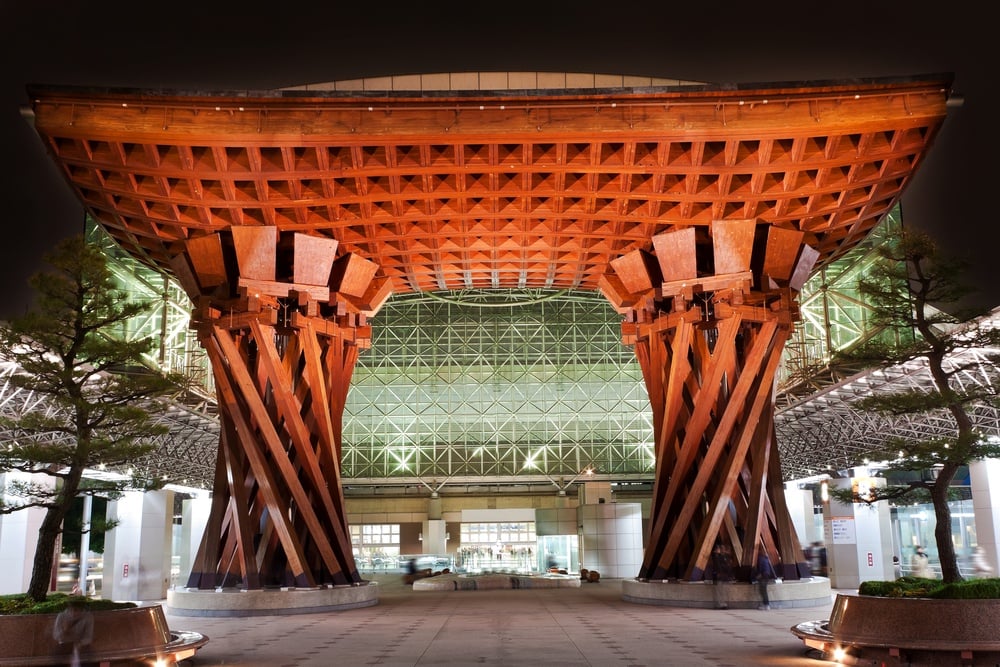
[172, 229, 391, 589]
[599, 220, 818, 582]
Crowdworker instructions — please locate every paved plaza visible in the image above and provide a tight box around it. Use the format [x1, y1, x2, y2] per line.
[164, 574, 836, 667]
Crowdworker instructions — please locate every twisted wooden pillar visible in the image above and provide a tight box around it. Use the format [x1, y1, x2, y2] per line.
[600, 220, 817, 582]
[169, 228, 391, 589]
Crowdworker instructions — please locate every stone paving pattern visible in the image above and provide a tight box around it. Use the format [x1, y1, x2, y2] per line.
[164, 574, 835, 666]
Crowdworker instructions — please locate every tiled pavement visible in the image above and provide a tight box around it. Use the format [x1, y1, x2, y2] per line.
[164, 574, 836, 667]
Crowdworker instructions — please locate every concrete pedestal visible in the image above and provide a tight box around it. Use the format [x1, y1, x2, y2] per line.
[166, 582, 380, 617]
[622, 576, 832, 609]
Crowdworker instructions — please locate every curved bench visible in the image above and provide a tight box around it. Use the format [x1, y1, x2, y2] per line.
[792, 593, 1000, 663]
[0, 604, 207, 666]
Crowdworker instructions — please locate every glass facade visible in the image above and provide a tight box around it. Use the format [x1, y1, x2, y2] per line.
[456, 521, 537, 572]
[892, 499, 982, 578]
[351, 524, 401, 570]
[537, 534, 580, 573]
[343, 291, 652, 481]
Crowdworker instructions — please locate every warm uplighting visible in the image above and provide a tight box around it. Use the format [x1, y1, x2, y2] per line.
[832, 646, 848, 662]
[820, 480, 829, 503]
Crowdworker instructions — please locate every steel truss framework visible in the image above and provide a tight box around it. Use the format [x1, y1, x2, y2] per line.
[777, 324, 1000, 479]
[341, 290, 653, 483]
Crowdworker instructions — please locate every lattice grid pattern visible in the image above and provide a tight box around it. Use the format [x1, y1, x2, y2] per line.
[342, 290, 653, 481]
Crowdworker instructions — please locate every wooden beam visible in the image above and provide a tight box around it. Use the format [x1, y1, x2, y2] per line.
[231, 226, 276, 281]
[651, 227, 697, 283]
[293, 233, 339, 286]
[763, 226, 804, 282]
[610, 248, 662, 294]
[330, 252, 378, 297]
[712, 219, 756, 275]
[185, 233, 227, 289]
[789, 244, 820, 291]
[204, 332, 314, 586]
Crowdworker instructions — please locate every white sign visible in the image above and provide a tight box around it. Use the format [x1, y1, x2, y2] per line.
[830, 518, 857, 544]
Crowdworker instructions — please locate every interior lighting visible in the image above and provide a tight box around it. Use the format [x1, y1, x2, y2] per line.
[832, 646, 848, 662]
[820, 480, 829, 502]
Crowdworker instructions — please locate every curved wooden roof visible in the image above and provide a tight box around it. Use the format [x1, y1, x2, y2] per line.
[26, 74, 952, 300]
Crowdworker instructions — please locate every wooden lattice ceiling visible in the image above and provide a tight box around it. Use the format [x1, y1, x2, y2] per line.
[26, 75, 952, 298]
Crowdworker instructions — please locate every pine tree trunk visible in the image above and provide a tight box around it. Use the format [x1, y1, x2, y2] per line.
[933, 470, 962, 583]
[27, 506, 65, 601]
[26, 473, 81, 601]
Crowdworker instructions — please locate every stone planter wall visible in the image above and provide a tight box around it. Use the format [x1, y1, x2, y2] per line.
[827, 593, 1000, 650]
[793, 593, 1000, 664]
[0, 604, 207, 666]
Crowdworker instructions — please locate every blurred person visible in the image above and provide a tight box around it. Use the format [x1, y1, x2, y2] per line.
[53, 597, 93, 667]
[753, 551, 777, 610]
[910, 545, 933, 578]
[710, 542, 735, 609]
[972, 546, 993, 578]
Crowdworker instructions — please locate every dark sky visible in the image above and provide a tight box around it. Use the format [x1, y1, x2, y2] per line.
[0, 2, 992, 319]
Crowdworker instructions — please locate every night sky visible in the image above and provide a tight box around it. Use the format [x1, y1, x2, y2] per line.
[1, 2, 992, 318]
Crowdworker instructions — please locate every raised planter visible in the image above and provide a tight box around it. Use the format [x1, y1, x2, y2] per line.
[0, 604, 207, 666]
[792, 593, 1000, 664]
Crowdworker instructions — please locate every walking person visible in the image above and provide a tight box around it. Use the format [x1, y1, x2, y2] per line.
[710, 542, 734, 609]
[972, 546, 993, 578]
[53, 597, 93, 667]
[910, 545, 933, 578]
[753, 551, 777, 610]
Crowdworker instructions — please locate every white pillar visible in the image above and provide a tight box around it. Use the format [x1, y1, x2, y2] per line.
[823, 472, 894, 588]
[970, 458, 1000, 573]
[104, 489, 173, 601]
[0, 472, 49, 594]
[422, 519, 448, 556]
[784, 484, 818, 546]
[77, 494, 93, 594]
[178, 494, 211, 588]
[578, 502, 643, 578]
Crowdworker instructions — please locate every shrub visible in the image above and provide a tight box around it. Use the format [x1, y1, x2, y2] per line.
[858, 577, 1000, 599]
[0, 593, 136, 615]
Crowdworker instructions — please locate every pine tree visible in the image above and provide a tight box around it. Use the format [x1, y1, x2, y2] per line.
[832, 229, 1000, 583]
[0, 235, 183, 601]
